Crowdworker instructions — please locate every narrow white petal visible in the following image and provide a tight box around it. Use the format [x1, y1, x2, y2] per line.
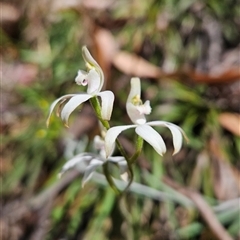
[135, 124, 166, 156]
[126, 78, 151, 124]
[90, 159, 104, 165]
[82, 46, 101, 70]
[147, 121, 184, 155]
[82, 46, 104, 91]
[46, 94, 76, 127]
[105, 125, 136, 158]
[108, 156, 126, 163]
[87, 69, 101, 94]
[97, 91, 115, 120]
[59, 154, 93, 177]
[60, 94, 92, 126]
[82, 160, 102, 187]
[127, 77, 141, 103]
[82, 172, 94, 187]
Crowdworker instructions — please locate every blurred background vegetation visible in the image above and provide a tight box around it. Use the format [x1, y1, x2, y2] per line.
[1, 0, 240, 239]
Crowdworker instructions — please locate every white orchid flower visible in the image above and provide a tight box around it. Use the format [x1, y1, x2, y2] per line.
[59, 135, 127, 187]
[46, 46, 114, 127]
[105, 77, 187, 158]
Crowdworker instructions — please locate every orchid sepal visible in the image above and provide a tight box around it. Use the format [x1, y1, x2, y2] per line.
[126, 78, 152, 124]
[105, 125, 136, 158]
[60, 94, 92, 127]
[135, 124, 166, 156]
[46, 94, 77, 127]
[82, 46, 104, 93]
[147, 121, 187, 155]
[97, 91, 115, 120]
[59, 151, 127, 190]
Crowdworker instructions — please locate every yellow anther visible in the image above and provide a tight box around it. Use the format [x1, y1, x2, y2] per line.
[86, 62, 95, 70]
[131, 95, 142, 106]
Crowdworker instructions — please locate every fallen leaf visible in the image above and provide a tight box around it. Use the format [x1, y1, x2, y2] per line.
[94, 28, 118, 65]
[93, 31, 240, 84]
[112, 51, 162, 78]
[112, 52, 240, 83]
[218, 113, 240, 136]
[188, 68, 240, 84]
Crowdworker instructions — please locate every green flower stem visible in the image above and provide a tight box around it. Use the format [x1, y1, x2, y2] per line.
[90, 97, 110, 129]
[90, 96, 121, 192]
[129, 135, 143, 164]
[115, 140, 134, 191]
[103, 162, 121, 195]
[90, 97, 129, 161]
[90, 96, 134, 192]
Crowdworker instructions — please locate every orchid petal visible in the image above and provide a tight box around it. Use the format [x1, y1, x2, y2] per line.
[126, 102, 147, 124]
[147, 121, 184, 155]
[105, 125, 136, 158]
[59, 153, 93, 177]
[82, 159, 103, 187]
[126, 78, 151, 124]
[127, 77, 141, 102]
[86, 69, 101, 94]
[142, 100, 152, 114]
[108, 156, 126, 163]
[61, 94, 92, 126]
[135, 124, 166, 156]
[46, 94, 76, 127]
[97, 91, 115, 120]
[93, 135, 104, 151]
[82, 46, 101, 70]
[93, 135, 107, 158]
[75, 70, 88, 86]
[82, 46, 104, 91]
